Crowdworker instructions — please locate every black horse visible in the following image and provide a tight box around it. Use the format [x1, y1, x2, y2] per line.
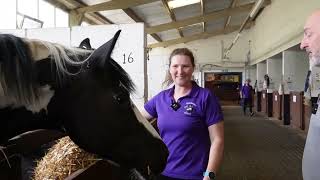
[0, 30, 168, 178]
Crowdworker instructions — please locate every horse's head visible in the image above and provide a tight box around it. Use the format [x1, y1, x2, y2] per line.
[21, 31, 168, 175]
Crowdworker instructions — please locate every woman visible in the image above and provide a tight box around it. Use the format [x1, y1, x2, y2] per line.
[142, 48, 224, 180]
[240, 79, 254, 116]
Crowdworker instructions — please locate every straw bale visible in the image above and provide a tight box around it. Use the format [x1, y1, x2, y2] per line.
[33, 136, 100, 180]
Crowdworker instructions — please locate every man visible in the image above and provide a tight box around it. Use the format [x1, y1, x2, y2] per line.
[300, 9, 320, 180]
[240, 79, 254, 116]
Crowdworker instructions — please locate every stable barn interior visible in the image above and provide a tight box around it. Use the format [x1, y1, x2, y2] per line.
[0, 0, 320, 179]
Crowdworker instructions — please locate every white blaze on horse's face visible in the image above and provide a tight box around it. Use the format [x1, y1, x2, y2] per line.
[132, 102, 161, 139]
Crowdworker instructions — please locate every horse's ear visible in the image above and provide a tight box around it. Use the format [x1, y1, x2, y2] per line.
[89, 30, 121, 68]
[79, 38, 92, 50]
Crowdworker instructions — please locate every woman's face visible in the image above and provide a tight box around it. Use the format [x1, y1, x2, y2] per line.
[169, 54, 194, 87]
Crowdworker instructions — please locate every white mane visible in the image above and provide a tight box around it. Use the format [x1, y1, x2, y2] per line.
[0, 39, 94, 112]
[35, 40, 94, 77]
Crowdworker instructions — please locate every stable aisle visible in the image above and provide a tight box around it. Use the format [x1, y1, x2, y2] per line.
[219, 106, 304, 180]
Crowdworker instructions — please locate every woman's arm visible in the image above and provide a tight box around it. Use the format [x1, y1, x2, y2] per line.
[204, 121, 224, 180]
[141, 108, 154, 121]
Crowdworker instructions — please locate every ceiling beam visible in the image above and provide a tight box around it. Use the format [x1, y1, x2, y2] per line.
[148, 25, 241, 48]
[200, 0, 205, 32]
[224, 0, 237, 29]
[161, 0, 184, 37]
[123, 8, 162, 42]
[148, 22, 254, 48]
[44, 0, 70, 12]
[146, 3, 256, 34]
[57, 0, 82, 8]
[69, 10, 84, 26]
[76, 0, 159, 13]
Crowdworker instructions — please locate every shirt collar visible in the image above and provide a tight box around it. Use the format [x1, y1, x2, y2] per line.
[167, 81, 200, 98]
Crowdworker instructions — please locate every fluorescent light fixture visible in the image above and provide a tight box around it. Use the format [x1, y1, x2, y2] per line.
[168, 0, 200, 9]
[249, 0, 264, 18]
[180, 22, 202, 29]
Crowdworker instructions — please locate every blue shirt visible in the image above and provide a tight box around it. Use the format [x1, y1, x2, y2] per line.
[241, 84, 253, 99]
[144, 82, 223, 179]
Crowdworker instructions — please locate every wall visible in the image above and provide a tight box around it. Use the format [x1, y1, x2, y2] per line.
[147, 32, 249, 99]
[282, 50, 309, 92]
[149, 30, 250, 63]
[248, 65, 257, 88]
[256, 62, 266, 91]
[267, 54, 282, 91]
[248, 0, 320, 64]
[310, 66, 320, 97]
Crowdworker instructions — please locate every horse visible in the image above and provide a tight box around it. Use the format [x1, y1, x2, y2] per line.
[0, 30, 168, 178]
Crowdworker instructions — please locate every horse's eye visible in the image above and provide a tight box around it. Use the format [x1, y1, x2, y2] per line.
[113, 93, 128, 104]
[116, 96, 123, 104]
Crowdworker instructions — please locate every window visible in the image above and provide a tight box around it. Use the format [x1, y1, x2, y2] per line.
[0, 0, 16, 29]
[17, 0, 38, 18]
[55, 8, 69, 27]
[1, 0, 73, 30]
[18, 13, 43, 29]
[81, 21, 90, 26]
[39, 0, 55, 28]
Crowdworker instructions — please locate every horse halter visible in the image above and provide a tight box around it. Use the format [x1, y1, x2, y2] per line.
[112, 83, 132, 105]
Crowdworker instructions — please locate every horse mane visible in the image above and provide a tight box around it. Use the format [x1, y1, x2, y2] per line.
[38, 38, 136, 93]
[0, 34, 91, 106]
[35, 38, 135, 93]
[0, 34, 134, 106]
[37, 39, 92, 77]
[0, 34, 39, 105]
[109, 59, 135, 93]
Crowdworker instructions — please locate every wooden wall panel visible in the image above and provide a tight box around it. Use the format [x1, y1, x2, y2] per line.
[282, 94, 291, 125]
[290, 92, 304, 130]
[267, 93, 273, 117]
[261, 90, 267, 114]
[255, 91, 262, 112]
[273, 91, 282, 120]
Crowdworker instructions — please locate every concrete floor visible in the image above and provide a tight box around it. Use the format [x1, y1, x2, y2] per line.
[218, 106, 305, 180]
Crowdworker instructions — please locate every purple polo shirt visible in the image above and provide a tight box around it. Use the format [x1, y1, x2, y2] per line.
[144, 82, 223, 180]
[241, 85, 253, 99]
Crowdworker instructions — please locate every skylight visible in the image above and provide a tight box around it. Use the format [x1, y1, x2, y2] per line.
[168, 0, 201, 9]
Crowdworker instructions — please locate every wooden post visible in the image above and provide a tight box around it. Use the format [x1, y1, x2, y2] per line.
[69, 10, 84, 26]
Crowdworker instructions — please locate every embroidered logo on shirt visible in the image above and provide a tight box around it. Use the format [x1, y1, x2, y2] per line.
[184, 102, 197, 115]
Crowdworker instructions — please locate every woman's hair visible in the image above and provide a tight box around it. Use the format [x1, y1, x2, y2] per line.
[162, 48, 195, 87]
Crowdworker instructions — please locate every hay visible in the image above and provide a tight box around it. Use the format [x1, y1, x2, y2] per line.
[33, 136, 100, 180]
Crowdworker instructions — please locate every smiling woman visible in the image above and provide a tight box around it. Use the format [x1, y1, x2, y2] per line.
[141, 48, 224, 180]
